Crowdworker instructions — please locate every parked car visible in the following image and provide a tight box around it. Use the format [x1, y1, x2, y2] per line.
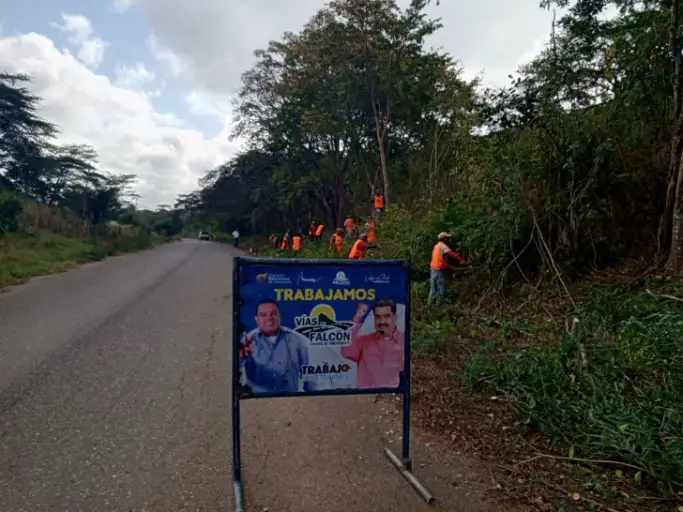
[198, 231, 212, 241]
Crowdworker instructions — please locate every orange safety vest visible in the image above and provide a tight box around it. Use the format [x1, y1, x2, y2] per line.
[349, 239, 365, 259]
[374, 194, 384, 209]
[365, 221, 375, 242]
[315, 224, 324, 236]
[292, 236, 302, 251]
[344, 218, 354, 232]
[430, 242, 449, 269]
[331, 233, 343, 253]
[281, 236, 289, 249]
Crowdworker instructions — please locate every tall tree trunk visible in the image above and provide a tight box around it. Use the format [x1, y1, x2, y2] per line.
[667, 155, 683, 273]
[659, 0, 683, 259]
[377, 130, 389, 206]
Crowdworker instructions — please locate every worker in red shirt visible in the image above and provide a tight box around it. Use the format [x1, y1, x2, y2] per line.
[348, 233, 377, 259]
[428, 232, 466, 304]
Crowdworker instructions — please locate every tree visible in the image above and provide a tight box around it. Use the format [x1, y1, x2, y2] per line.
[0, 73, 57, 185]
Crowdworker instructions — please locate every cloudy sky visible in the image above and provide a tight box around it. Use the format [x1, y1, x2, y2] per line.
[0, 0, 555, 209]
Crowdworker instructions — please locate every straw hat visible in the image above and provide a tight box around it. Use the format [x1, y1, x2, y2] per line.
[437, 232, 451, 241]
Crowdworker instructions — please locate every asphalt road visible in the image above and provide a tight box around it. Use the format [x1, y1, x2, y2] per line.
[0, 240, 495, 511]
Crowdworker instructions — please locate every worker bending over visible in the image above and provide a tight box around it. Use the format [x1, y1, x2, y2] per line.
[315, 223, 325, 240]
[348, 233, 377, 259]
[428, 232, 466, 304]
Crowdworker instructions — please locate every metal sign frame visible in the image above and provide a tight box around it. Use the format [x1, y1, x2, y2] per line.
[231, 256, 433, 511]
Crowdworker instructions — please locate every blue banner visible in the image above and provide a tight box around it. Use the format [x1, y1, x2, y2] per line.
[235, 260, 409, 397]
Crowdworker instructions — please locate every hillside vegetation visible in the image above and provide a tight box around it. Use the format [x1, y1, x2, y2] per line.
[174, 0, 683, 509]
[0, 74, 182, 286]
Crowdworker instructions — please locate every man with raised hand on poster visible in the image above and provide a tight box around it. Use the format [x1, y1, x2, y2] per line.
[239, 299, 315, 394]
[340, 298, 405, 389]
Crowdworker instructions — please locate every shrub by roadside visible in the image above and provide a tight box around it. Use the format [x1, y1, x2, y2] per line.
[0, 230, 174, 288]
[465, 283, 683, 496]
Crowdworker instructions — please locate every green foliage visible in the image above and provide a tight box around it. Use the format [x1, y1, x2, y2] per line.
[467, 286, 683, 489]
[411, 318, 454, 355]
[0, 230, 168, 287]
[376, 204, 443, 264]
[0, 193, 23, 234]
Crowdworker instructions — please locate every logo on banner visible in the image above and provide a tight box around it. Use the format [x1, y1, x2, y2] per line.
[294, 304, 354, 346]
[256, 272, 292, 285]
[300, 362, 351, 381]
[365, 273, 390, 284]
[332, 271, 350, 286]
[297, 272, 321, 285]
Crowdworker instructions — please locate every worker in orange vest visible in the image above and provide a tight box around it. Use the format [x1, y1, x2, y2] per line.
[280, 231, 290, 250]
[363, 216, 375, 242]
[292, 232, 303, 252]
[348, 233, 377, 259]
[373, 190, 385, 213]
[344, 215, 355, 233]
[329, 228, 344, 254]
[428, 232, 466, 304]
[315, 223, 325, 240]
[308, 221, 317, 241]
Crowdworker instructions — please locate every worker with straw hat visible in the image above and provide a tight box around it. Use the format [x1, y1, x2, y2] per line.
[428, 232, 466, 304]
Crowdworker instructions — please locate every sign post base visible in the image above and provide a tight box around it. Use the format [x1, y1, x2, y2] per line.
[232, 480, 244, 512]
[384, 447, 435, 504]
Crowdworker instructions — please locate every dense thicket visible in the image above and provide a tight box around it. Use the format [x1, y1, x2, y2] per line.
[183, 0, 683, 278]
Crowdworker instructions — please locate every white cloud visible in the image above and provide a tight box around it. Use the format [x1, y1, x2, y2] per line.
[112, 0, 136, 14]
[52, 14, 108, 69]
[0, 31, 238, 209]
[185, 91, 232, 121]
[114, 62, 158, 91]
[148, 34, 186, 78]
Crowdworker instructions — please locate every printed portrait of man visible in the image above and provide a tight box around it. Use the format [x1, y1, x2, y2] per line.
[239, 299, 315, 394]
[340, 297, 404, 388]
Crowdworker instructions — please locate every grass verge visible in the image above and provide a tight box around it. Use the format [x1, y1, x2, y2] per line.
[410, 275, 683, 511]
[0, 230, 173, 288]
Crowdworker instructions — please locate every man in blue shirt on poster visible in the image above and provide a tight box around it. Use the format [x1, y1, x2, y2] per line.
[239, 299, 315, 394]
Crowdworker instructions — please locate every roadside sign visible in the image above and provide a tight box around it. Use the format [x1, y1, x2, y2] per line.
[231, 257, 433, 511]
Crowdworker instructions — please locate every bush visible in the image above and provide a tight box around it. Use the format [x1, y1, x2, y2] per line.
[466, 285, 683, 491]
[0, 193, 23, 234]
